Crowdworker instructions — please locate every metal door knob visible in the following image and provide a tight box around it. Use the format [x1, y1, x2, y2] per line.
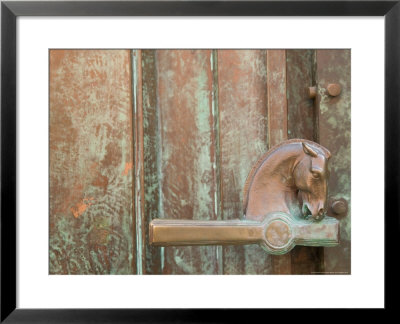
[149, 139, 340, 255]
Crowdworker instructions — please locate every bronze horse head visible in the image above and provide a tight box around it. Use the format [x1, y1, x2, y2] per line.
[243, 139, 331, 222]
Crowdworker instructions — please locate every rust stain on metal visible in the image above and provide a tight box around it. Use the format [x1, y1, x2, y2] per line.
[70, 197, 94, 219]
[122, 162, 133, 176]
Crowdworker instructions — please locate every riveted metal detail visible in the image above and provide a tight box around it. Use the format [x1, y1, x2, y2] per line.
[327, 83, 341, 97]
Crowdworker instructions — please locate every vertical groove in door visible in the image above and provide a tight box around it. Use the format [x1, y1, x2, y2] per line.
[211, 49, 223, 275]
[312, 50, 320, 144]
[312, 49, 324, 273]
[132, 50, 145, 274]
[142, 50, 162, 274]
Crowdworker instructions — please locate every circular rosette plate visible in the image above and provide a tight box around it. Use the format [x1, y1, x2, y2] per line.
[259, 212, 296, 255]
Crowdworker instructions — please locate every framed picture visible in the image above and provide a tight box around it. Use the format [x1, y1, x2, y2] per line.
[1, 0, 397, 321]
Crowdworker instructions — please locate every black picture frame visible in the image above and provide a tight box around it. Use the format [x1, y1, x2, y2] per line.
[1, 0, 398, 321]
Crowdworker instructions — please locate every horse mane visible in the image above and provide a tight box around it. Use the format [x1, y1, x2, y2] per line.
[242, 139, 330, 215]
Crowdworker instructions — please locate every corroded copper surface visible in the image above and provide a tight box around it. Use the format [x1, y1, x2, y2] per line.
[266, 50, 292, 273]
[267, 50, 288, 147]
[49, 49, 349, 274]
[286, 49, 325, 274]
[316, 49, 351, 274]
[218, 49, 270, 274]
[156, 50, 219, 274]
[49, 50, 135, 274]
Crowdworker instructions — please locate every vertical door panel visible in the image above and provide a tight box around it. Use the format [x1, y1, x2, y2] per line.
[266, 50, 292, 274]
[316, 50, 351, 274]
[286, 49, 324, 274]
[218, 50, 272, 274]
[156, 50, 220, 274]
[49, 50, 136, 274]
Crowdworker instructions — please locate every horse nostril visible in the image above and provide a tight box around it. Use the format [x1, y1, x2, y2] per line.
[318, 208, 324, 216]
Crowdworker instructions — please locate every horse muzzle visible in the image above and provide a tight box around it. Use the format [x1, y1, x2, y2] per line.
[302, 201, 325, 221]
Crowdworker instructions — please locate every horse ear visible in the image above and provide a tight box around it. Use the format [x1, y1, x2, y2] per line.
[302, 142, 318, 157]
[325, 149, 331, 160]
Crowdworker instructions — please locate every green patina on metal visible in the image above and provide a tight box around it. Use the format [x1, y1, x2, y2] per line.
[316, 50, 351, 273]
[49, 50, 135, 274]
[217, 50, 272, 274]
[156, 50, 219, 274]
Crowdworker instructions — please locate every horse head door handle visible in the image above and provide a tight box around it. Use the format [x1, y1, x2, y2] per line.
[149, 139, 339, 255]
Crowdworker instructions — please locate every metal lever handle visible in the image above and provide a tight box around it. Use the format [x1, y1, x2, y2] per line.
[149, 139, 340, 255]
[149, 219, 263, 246]
[149, 213, 339, 255]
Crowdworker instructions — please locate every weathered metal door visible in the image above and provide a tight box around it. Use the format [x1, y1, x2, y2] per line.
[50, 49, 350, 275]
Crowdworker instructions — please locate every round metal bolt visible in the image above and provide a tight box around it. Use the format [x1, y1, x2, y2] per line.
[331, 200, 348, 215]
[327, 83, 341, 97]
[308, 86, 317, 99]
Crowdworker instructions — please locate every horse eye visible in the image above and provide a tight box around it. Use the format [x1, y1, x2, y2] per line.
[312, 171, 320, 178]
